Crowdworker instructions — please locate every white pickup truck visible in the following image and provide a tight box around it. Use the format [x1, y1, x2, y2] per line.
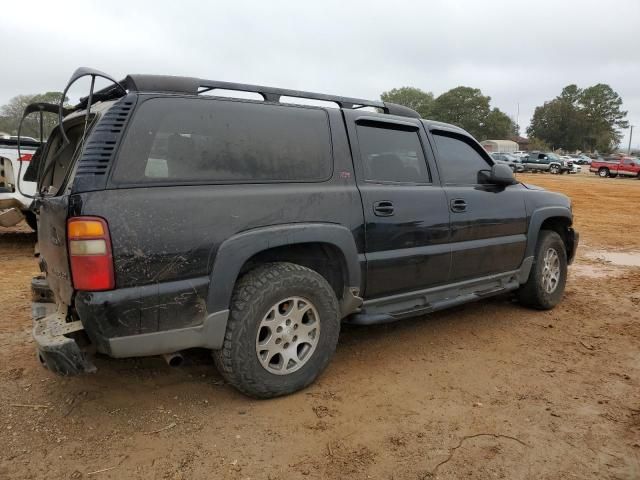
[0, 137, 39, 230]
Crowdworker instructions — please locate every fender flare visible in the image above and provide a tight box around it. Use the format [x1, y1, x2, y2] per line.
[205, 223, 362, 314]
[525, 206, 572, 258]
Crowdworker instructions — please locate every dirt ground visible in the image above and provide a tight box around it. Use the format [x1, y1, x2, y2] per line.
[1, 172, 639, 480]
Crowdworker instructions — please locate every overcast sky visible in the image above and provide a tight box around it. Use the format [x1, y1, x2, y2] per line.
[2, 0, 639, 147]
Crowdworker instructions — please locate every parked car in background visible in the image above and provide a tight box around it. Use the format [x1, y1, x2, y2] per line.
[521, 152, 572, 174]
[590, 156, 640, 178]
[0, 137, 39, 230]
[490, 152, 525, 172]
[513, 150, 528, 158]
[570, 154, 592, 165]
[560, 156, 581, 174]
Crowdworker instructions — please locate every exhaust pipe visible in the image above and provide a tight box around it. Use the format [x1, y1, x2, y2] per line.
[163, 352, 184, 368]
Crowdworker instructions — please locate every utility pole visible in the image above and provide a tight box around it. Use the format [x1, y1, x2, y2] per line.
[628, 125, 634, 154]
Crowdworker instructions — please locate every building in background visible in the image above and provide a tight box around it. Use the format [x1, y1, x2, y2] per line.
[511, 136, 531, 151]
[480, 139, 518, 153]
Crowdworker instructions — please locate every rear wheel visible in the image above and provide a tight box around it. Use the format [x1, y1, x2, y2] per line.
[517, 230, 567, 310]
[598, 168, 609, 178]
[213, 262, 340, 398]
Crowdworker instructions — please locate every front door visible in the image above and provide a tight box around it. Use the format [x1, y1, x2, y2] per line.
[429, 129, 528, 282]
[345, 112, 451, 299]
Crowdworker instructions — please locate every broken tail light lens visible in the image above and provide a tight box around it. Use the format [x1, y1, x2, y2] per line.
[67, 217, 115, 291]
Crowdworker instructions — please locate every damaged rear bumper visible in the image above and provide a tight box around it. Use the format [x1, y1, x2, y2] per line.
[32, 299, 95, 376]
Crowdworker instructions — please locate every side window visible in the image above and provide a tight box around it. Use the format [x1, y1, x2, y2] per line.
[355, 123, 430, 184]
[432, 132, 491, 185]
[113, 98, 333, 184]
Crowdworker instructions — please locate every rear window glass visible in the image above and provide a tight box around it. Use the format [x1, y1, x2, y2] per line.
[112, 97, 333, 184]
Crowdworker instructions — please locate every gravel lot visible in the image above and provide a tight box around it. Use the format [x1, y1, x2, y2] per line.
[1, 172, 639, 479]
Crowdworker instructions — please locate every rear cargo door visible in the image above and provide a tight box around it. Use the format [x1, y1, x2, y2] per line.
[36, 123, 89, 305]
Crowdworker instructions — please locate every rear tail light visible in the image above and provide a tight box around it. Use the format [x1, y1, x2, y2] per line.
[67, 217, 115, 291]
[18, 154, 33, 162]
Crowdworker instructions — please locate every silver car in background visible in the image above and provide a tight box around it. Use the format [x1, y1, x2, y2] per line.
[490, 152, 525, 173]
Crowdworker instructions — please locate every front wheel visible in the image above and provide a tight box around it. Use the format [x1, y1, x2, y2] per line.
[517, 230, 567, 310]
[213, 262, 340, 398]
[550, 165, 560, 174]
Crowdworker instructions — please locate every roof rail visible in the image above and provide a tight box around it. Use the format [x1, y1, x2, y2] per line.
[120, 74, 421, 119]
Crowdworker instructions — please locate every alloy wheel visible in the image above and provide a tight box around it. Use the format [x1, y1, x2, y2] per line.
[255, 297, 320, 375]
[541, 248, 561, 293]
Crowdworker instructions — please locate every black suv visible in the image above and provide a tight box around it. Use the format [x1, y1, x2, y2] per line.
[29, 68, 578, 398]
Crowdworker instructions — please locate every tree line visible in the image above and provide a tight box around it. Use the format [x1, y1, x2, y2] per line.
[381, 86, 518, 141]
[381, 84, 628, 153]
[527, 84, 627, 152]
[0, 92, 65, 139]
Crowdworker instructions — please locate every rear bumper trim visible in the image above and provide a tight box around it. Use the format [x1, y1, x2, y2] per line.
[32, 311, 96, 375]
[107, 309, 229, 358]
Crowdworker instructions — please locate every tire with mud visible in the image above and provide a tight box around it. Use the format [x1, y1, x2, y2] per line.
[517, 230, 567, 310]
[213, 262, 340, 398]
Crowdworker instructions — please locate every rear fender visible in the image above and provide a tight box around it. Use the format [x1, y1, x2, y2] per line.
[205, 223, 362, 315]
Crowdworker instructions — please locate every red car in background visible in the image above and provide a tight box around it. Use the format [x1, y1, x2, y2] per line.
[590, 156, 640, 178]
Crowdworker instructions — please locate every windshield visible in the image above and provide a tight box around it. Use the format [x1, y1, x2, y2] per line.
[547, 153, 560, 161]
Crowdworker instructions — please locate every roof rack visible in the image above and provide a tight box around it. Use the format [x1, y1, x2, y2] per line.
[120, 74, 421, 119]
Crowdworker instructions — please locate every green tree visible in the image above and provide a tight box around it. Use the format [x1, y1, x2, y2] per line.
[430, 86, 491, 139]
[380, 85, 516, 140]
[483, 108, 518, 140]
[580, 84, 628, 152]
[527, 83, 627, 153]
[559, 84, 582, 105]
[527, 137, 550, 151]
[0, 91, 66, 139]
[527, 98, 586, 151]
[380, 87, 434, 118]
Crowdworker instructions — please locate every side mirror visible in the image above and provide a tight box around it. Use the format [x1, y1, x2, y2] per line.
[489, 163, 516, 185]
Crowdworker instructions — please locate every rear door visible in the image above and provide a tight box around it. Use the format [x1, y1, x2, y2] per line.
[36, 123, 90, 304]
[344, 111, 451, 299]
[429, 129, 527, 281]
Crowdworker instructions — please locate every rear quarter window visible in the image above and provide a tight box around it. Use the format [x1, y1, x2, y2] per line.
[112, 97, 333, 184]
